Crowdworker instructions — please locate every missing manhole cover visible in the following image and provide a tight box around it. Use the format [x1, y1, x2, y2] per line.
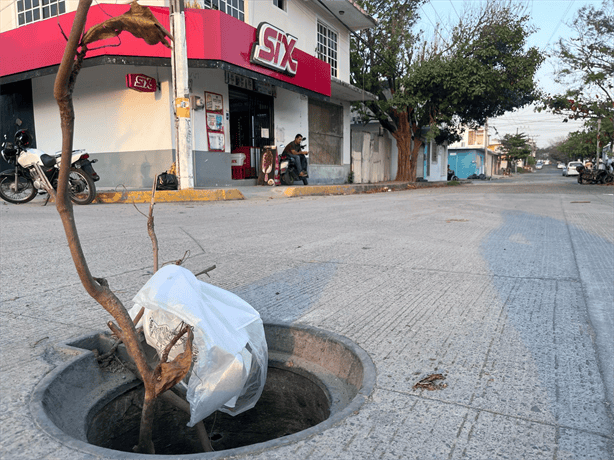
[31, 323, 375, 459]
[88, 367, 329, 454]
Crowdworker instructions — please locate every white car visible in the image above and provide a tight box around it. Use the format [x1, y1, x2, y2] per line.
[557, 162, 565, 169]
[565, 161, 583, 176]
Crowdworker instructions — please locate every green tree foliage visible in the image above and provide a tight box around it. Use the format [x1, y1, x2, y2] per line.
[351, 0, 543, 181]
[499, 133, 533, 166]
[558, 118, 614, 161]
[539, 0, 614, 147]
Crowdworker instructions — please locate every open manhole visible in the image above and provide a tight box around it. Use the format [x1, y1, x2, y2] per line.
[31, 323, 376, 459]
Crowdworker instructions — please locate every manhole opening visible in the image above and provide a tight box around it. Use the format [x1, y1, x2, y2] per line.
[32, 323, 376, 459]
[87, 366, 330, 455]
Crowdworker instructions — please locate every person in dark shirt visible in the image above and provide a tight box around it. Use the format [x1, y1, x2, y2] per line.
[282, 134, 308, 176]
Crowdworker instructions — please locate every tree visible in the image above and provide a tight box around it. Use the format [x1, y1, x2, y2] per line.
[559, 118, 614, 161]
[536, 137, 569, 164]
[499, 133, 532, 170]
[539, 0, 614, 148]
[351, 0, 543, 181]
[53, 1, 214, 454]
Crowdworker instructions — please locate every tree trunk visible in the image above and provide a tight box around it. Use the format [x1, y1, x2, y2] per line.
[392, 111, 422, 182]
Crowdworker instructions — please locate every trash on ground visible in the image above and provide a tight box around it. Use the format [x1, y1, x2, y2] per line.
[130, 265, 267, 427]
[413, 373, 447, 391]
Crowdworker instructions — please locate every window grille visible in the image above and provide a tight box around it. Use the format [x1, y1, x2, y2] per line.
[317, 21, 338, 78]
[203, 0, 244, 21]
[17, 0, 65, 26]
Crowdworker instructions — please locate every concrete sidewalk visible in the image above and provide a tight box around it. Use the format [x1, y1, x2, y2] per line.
[92, 181, 452, 204]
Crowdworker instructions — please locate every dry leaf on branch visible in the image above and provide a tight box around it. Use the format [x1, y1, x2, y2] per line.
[82, 0, 173, 48]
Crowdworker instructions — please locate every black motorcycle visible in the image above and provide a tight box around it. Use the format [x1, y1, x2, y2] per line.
[0, 129, 99, 205]
[279, 143, 309, 185]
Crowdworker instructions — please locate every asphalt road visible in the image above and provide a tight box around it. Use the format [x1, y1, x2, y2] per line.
[1, 166, 612, 459]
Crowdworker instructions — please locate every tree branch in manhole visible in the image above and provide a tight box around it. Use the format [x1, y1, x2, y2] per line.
[53, 1, 214, 454]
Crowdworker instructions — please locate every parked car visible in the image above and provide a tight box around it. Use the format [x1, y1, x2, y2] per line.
[565, 161, 583, 176]
[535, 161, 543, 170]
[544, 160, 551, 165]
[557, 162, 565, 169]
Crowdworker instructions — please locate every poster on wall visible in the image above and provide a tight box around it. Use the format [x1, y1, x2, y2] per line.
[208, 132, 225, 151]
[207, 113, 224, 131]
[205, 92, 225, 151]
[206, 92, 223, 112]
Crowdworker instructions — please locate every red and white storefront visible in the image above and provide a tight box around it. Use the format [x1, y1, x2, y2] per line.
[0, 3, 375, 187]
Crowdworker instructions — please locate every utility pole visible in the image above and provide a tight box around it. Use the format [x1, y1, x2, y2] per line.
[483, 118, 490, 176]
[597, 118, 602, 167]
[170, 0, 193, 190]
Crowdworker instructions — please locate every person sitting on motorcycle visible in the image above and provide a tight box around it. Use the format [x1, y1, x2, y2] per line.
[283, 134, 308, 177]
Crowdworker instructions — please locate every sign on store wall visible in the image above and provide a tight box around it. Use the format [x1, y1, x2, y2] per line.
[205, 92, 225, 152]
[126, 74, 157, 92]
[250, 22, 298, 76]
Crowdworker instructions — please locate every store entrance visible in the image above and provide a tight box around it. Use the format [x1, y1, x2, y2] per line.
[228, 87, 274, 179]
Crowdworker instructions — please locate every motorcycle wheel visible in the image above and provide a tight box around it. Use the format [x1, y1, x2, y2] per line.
[302, 177, 308, 185]
[68, 167, 96, 205]
[605, 174, 614, 184]
[0, 174, 37, 204]
[282, 170, 294, 185]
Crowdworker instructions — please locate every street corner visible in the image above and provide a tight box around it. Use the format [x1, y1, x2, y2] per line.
[93, 188, 245, 204]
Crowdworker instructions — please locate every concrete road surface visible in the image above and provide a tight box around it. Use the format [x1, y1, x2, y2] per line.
[1, 167, 612, 459]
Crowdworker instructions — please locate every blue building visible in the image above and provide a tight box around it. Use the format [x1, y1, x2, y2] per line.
[447, 148, 485, 179]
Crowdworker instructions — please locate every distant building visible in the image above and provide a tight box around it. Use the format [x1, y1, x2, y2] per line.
[448, 126, 501, 178]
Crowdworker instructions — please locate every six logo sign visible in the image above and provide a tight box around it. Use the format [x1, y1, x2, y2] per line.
[126, 74, 157, 93]
[250, 22, 298, 76]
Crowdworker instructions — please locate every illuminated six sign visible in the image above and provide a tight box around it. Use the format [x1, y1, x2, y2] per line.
[250, 22, 298, 76]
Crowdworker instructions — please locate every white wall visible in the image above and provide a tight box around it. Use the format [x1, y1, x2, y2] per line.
[274, 88, 309, 152]
[189, 68, 231, 152]
[336, 98, 351, 164]
[1, 1, 18, 32]
[31, 65, 174, 154]
[425, 141, 448, 182]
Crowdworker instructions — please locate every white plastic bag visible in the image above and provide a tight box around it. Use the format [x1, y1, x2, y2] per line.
[129, 265, 267, 427]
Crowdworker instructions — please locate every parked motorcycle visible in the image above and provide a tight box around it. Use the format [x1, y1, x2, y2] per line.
[447, 168, 458, 181]
[576, 164, 614, 184]
[0, 129, 99, 205]
[279, 142, 309, 185]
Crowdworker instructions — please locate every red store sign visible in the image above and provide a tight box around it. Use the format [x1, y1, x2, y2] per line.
[126, 73, 157, 92]
[250, 23, 298, 76]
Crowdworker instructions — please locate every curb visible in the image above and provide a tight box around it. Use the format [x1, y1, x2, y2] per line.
[284, 182, 449, 197]
[93, 188, 245, 204]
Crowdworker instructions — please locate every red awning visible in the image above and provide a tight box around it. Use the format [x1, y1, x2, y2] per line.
[0, 5, 331, 96]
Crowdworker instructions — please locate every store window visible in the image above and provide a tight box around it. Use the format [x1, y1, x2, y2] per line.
[273, 0, 285, 10]
[203, 0, 244, 21]
[308, 99, 343, 165]
[317, 20, 338, 78]
[17, 0, 65, 26]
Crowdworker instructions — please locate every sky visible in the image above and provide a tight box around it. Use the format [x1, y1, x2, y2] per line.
[416, 0, 603, 148]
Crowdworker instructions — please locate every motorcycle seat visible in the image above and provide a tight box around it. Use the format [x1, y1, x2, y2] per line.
[40, 154, 57, 168]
